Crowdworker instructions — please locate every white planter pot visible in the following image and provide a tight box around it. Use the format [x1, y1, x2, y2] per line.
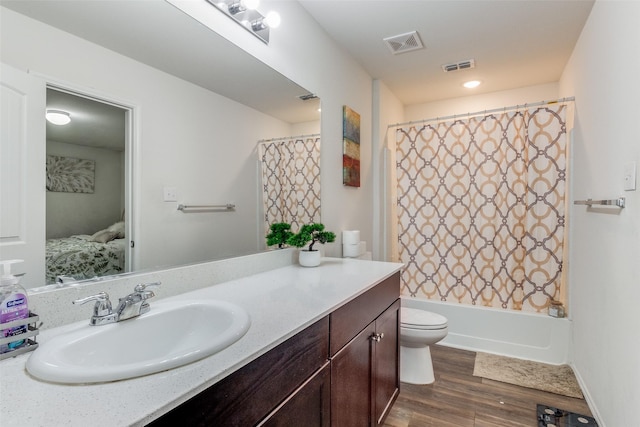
[298, 250, 321, 267]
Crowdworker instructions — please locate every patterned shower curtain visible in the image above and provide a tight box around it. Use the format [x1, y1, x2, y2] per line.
[394, 104, 571, 313]
[259, 135, 321, 235]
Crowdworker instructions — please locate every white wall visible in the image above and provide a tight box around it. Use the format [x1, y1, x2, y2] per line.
[404, 82, 559, 121]
[46, 140, 123, 238]
[559, 1, 640, 426]
[1, 8, 293, 274]
[265, 1, 376, 258]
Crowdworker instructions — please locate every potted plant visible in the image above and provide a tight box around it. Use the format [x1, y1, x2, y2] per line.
[266, 222, 294, 249]
[287, 223, 336, 267]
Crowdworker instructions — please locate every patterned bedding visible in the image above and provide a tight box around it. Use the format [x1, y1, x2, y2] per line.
[45, 235, 125, 284]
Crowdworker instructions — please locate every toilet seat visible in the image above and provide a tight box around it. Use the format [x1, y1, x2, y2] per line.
[401, 307, 448, 330]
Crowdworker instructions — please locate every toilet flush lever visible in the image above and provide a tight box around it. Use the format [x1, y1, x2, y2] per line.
[370, 332, 384, 342]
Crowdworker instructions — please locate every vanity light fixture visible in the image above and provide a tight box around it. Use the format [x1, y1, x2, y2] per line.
[463, 80, 482, 89]
[252, 11, 280, 31]
[46, 109, 71, 125]
[208, 0, 280, 44]
[227, 0, 257, 15]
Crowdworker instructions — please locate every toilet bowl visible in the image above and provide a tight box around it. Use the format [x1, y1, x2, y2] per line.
[400, 307, 448, 385]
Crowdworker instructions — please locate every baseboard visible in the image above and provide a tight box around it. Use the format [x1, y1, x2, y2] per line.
[570, 362, 604, 427]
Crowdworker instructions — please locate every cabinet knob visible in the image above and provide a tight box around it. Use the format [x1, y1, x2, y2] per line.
[370, 332, 384, 342]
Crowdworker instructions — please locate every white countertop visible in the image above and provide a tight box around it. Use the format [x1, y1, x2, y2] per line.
[0, 258, 402, 426]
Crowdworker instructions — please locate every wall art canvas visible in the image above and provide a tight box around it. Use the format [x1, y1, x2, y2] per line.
[46, 155, 95, 193]
[342, 105, 361, 187]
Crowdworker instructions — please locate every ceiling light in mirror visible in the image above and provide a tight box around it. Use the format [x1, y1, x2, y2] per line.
[463, 80, 481, 89]
[46, 110, 71, 125]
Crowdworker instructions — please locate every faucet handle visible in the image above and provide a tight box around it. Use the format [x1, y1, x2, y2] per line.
[73, 292, 113, 317]
[134, 282, 161, 294]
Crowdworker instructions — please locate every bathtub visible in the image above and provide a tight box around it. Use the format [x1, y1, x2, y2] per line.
[401, 296, 571, 364]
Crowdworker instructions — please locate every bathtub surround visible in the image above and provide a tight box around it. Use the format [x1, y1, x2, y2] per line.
[401, 297, 570, 365]
[393, 102, 572, 313]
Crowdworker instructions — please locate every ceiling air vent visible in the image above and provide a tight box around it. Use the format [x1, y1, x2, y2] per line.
[383, 31, 424, 55]
[442, 59, 476, 72]
[298, 93, 319, 101]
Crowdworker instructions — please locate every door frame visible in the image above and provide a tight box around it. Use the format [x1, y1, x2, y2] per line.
[39, 74, 140, 273]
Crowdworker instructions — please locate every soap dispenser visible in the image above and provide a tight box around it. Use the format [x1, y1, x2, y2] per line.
[0, 259, 29, 353]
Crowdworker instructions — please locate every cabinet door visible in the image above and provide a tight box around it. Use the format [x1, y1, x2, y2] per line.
[330, 322, 376, 427]
[373, 300, 400, 425]
[259, 362, 330, 427]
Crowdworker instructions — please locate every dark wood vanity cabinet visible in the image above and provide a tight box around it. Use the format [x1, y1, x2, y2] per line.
[149, 317, 330, 427]
[148, 271, 400, 427]
[330, 272, 400, 427]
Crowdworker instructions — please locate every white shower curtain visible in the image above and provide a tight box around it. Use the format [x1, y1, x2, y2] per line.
[392, 103, 572, 313]
[259, 135, 321, 235]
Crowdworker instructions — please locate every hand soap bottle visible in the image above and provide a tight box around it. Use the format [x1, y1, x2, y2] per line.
[0, 259, 29, 354]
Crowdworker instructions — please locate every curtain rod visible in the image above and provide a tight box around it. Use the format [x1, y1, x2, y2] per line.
[257, 132, 321, 145]
[387, 97, 575, 129]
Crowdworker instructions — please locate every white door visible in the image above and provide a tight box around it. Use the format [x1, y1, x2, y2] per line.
[0, 63, 46, 286]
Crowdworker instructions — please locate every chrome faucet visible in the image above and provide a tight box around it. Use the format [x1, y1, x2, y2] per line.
[115, 282, 160, 321]
[73, 282, 161, 326]
[72, 292, 118, 326]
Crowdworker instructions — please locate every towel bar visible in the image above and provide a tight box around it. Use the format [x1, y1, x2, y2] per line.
[177, 203, 235, 211]
[573, 198, 625, 208]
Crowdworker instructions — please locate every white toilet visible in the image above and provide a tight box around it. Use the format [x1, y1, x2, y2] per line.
[400, 307, 449, 385]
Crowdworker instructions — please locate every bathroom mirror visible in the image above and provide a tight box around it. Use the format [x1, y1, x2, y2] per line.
[1, 0, 321, 288]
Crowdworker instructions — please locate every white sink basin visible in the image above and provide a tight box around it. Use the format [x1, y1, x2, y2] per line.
[26, 299, 250, 384]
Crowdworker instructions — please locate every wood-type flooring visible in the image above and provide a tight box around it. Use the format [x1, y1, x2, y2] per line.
[383, 345, 593, 427]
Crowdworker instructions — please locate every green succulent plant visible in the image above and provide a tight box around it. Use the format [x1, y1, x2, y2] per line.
[266, 222, 294, 248]
[287, 223, 336, 251]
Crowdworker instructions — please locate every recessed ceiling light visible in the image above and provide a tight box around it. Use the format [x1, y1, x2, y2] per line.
[463, 80, 481, 89]
[46, 109, 71, 125]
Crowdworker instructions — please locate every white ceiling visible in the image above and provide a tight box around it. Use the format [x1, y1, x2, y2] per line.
[46, 89, 126, 151]
[298, 0, 595, 105]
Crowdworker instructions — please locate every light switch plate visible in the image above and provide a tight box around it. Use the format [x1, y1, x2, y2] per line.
[623, 161, 636, 191]
[163, 186, 177, 202]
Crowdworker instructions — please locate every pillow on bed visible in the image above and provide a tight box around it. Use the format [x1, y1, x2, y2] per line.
[90, 229, 119, 243]
[107, 221, 125, 239]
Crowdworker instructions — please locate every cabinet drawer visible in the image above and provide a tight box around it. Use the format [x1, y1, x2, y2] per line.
[149, 316, 329, 426]
[329, 272, 400, 356]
